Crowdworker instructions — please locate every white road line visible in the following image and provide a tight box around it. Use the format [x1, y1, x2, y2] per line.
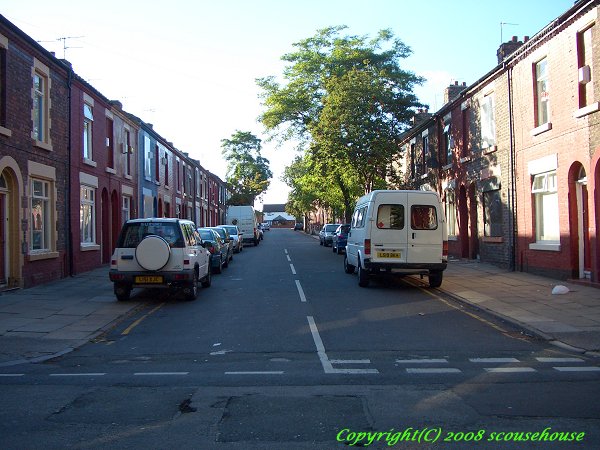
[284, 249, 288, 254]
[290, 263, 296, 275]
[396, 358, 448, 364]
[406, 368, 461, 374]
[484, 367, 536, 373]
[50, 373, 106, 377]
[295, 280, 307, 302]
[330, 359, 372, 364]
[306, 316, 378, 374]
[0, 374, 24, 377]
[286, 255, 292, 262]
[470, 358, 520, 363]
[225, 371, 284, 375]
[536, 357, 584, 363]
[133, 372, 189, 376]
[553, 366, 600, 372]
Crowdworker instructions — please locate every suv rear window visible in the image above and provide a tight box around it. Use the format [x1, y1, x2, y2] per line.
[117, 222, 184, 248]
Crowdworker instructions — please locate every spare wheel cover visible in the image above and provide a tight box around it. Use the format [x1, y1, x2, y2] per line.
[136, 235, 171, 271]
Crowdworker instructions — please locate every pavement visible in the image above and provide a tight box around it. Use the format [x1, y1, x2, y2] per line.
[1, 249, 599, 367]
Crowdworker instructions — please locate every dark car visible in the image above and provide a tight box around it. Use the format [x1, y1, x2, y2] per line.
[294, 223, 303, 231]
[332, 224, 351, 254]
[197, 228, 227, 274]
[319, 223, 341, 247]
[210, 227, 234, 265]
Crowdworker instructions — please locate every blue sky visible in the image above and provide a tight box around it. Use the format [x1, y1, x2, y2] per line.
[3, 0, 573, 205]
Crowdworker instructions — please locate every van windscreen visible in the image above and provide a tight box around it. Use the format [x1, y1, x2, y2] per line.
[377, 205, 404, 229]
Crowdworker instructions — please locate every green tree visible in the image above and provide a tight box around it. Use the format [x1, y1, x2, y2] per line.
[221, 131, 272, 205]
[257, 26, 423, 215]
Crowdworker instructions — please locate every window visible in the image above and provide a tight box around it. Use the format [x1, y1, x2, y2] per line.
[124, 129, 132, 176]
[351, 206, 368, 228]
[480, 94, 496, 149]
[445, 190, 457, 236]
[443, 124, 452, 165]
[83, 103, 93, 160]
[461, 106, 471, 158]
[122, 195, 131, 223]
[535, 58, 550, 126]
[410, 142, 416, 179]
[377, 204, 404, 229]
[144, 136, 152, 179]
[411, 205, 438, 230]
[33, 73, 46, 142]
[80, 186, 96, 244]
[422, 134, 429, 174]
[164, 152, 169, 187]
[106, 117, 114, 169]
[483, 189, 502, 237]
[31, 179, 50, 251]
[577, 24, 595, 109]
[155, 145, 160, 182]
[0, 39, 7, 131]
[532, 171, 559, 243]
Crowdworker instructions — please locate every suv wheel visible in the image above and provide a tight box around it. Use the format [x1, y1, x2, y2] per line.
[429, 270, 443, 288]
[214, 255, 223, 274]
[201, 266, 212, 288]
[183, 270, 199, 301]
[114, 283, 131, 301]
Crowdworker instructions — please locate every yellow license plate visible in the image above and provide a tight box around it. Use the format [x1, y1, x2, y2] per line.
[377, 252, 400, 258]
[135, 275, 164, 284]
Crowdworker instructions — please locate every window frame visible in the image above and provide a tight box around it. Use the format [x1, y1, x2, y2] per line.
[534, 57, 550, 127]
[83, 102, 94, 162]
[80, 185, 97, 245]
[530, 170, 560, 250]
[30, 178, 51, 252]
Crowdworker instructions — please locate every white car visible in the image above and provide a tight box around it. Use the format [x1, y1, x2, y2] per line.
[217, 225, 243, 253]
[261, 222, 271, 231]
[109, 218, 211, 301]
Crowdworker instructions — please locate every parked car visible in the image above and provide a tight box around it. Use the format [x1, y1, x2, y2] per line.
[261, 222, 271, 231]
[197, 228, 227, 274]
[332, 224, 351, 254]
[217, 225, 243, 253]
[319, 223, 341, 247]
[257, 223, 264, 240]
[344, 190, 448, 288]
[210, 227, 234, 264]
[294, 223, 303, 231]
[109, 218, 211, 301]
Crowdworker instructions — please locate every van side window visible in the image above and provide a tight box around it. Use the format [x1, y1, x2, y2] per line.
[352, 206, 368, 228]
[377, 205, 404, 229]
[411, 205, 438, 230]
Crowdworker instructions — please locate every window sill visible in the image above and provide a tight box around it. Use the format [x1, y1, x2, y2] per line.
[483, 236, 503, 243]
[574, 102, 600, 118]
[33, 140, 53, 152]
[0, 125, 12, 137]
[80, 244, 100, 252]
[483, 145, 497, 155]
[448, 235, 458, 241]
[460, 156, 471, 164]
[442, 163, 453, 170]
[529, 242, 561, 251]
[83, 158, 97, 168]
[530, 122, 552, 136]
[28, 251, 59, 261]
[124, 174, 132, 180]
[105, 167, 117, 175]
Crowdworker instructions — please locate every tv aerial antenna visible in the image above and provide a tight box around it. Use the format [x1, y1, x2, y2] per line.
[500, 22, 519, 44]
[37, 35, 84, 59]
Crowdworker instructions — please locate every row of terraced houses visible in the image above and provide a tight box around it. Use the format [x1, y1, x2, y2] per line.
[0, 14, 230, 289]
[392, 0, 600, 284]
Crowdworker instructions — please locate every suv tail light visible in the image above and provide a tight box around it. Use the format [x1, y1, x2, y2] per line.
[364, 239, 371, 255]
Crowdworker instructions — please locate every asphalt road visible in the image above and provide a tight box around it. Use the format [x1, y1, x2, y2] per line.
[1, 229, 599, 449]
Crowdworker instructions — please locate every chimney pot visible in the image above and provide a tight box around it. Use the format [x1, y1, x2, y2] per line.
[512, 36, 518, 42]
[524, 36, 530, 42]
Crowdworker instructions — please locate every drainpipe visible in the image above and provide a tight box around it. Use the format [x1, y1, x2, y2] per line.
[507, 65, 517, 272]
[66, 66, 74, 277]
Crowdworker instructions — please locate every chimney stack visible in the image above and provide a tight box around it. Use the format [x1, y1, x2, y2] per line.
[444, 81, 467, 104]
[497, 35, 524, 63]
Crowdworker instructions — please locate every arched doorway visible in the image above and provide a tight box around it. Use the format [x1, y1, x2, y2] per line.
[458, 185, 469, 258]
[0, 162, 23, 288]
[0, 172, 8, 285]
[569, 164, 590, 279]
[468, 182, 479, 260]
[111, 190, 119, 254]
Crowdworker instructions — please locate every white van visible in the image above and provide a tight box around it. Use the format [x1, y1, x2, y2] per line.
[344, 190, 448, 288]
[226, 205, 259, 246]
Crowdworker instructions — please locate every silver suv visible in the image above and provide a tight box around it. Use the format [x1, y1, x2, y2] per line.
[109, 218, 211, 301]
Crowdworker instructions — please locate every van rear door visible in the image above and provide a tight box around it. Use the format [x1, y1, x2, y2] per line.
[407, 193, 444, 264]
[370, 191, 409, 264]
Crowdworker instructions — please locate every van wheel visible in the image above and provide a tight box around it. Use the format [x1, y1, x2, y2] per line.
[183, 271, 199, 301]
[344, 255, 355, 274]
[358, 264, 370, 287]
[429, 271, 443, 288]
[332, 244, 337, 253]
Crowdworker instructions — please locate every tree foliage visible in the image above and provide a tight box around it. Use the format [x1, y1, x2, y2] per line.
[257, 26, 423, 216]
[221, 131, 272, 205]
